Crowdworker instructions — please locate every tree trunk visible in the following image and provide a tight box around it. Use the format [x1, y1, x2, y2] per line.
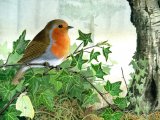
[127, 0, 160, 112]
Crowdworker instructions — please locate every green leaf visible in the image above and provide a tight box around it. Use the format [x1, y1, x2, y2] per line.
[7, 52, 22, 64]
[38, 89, 55, 110]
[90, 49, 100, 62]
[104, 81, 122, 96]
[71, 50, 87, 70]
[129, 60, 139, 70]
[69, 85, 83, 100]
[102, 108, 113, 120]
[103, 47, 111, 61]
[60, 59, 71, 68]
[7, 30, 30, 64]
[91, 63, 106, 79]
[15, 80, 24, 92]
[102, 108, 123, 120]
[4, 107, 20, 120]
[13, 30, 30, 54]
[50, 80, 62, 92]
[112, 112, 123, 120]
[80, 67, 94, 78]
[70, 43, 78, 53]
[0, 82, 16, 101]
[24, 72, 40, 94]
[113, 97, 128, 109]
[102, 65, 111, 74]
[77, 30, 92, 46]
[82, 93, 99, 107]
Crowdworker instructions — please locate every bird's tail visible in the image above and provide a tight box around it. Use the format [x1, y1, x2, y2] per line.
[12, 67, 25, 85]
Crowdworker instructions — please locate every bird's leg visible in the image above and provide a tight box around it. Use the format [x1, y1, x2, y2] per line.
[43, 62, 50, 68]
[43, 65, 62, 76]
[42, 62, 51, 75]
[55, 65, 62, 71]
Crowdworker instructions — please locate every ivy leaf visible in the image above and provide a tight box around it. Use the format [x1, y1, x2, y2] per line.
[16, 92, 35, 119]
[13, 30, 30, 54]
[82, 93, 99, 107]
[4, 107, 20, 120]
[91, 63, 106, 79]
[69, 85, 83, 100]
[113, 97, 128, 109]
[8, 52, 22, 64]
[102, 108, 113, 120]
[90, 49, 100, 62]
[71, 50, 87, 70]
[129, 60, 139, 70]
[77, 50, 87, 69]
[38, 89, 55, 111]
[104, 81, 122, 96]
[112, 112, 123, 120]
[70, 43, 78, 54]
[0, 82, 16, 101]
[103, 47, 111, 61]
[77, 30, 92, 46]
[50, 80, 62, 92]
[60, 59, 72, 68]
[7, 30, 30, 64]
[24, 72, 40, 94]
[102, 108, 123, 120]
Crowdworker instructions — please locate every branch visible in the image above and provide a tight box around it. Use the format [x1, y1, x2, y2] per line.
[121, 67, 128, 90]
[0, 62, 58, 69]
[0, 86, 28, 115]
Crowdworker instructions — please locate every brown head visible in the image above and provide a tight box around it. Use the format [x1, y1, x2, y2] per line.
[45, 19, 73, 34]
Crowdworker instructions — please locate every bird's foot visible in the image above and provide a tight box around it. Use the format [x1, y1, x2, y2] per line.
[55, 65, 62, 71]
[43, 62, 50, 68]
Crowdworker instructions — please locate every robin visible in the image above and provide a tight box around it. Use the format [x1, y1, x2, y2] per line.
[12, 19, 73, 85]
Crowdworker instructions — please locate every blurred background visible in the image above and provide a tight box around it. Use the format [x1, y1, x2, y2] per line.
[0, 0, 136, 91]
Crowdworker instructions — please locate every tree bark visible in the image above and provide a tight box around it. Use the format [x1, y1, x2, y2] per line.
[127, 0, 160, 112]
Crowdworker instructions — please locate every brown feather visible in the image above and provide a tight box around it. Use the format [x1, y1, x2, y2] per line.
[18, 29, 50, 63]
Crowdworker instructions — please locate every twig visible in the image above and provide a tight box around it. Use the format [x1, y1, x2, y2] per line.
[73, 42, 83, 55]
[67, 41, 108, 58]
[121, 67, 128, 90]
[0, 86, 28, 115]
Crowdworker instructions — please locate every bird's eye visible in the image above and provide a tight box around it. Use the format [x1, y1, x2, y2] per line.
[58, 25, 63, 28]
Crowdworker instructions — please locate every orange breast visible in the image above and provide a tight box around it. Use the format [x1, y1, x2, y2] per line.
[51, 28, 70, 59]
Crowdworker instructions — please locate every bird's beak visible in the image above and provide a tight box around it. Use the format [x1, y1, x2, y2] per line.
[68, 26, 73, 29]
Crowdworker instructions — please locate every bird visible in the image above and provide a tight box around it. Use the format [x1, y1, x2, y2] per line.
[12, 19, 73, 85]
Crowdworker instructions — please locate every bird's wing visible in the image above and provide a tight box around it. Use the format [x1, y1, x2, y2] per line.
[18, 30, 50, 63]
[18, 41, 49, 63]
